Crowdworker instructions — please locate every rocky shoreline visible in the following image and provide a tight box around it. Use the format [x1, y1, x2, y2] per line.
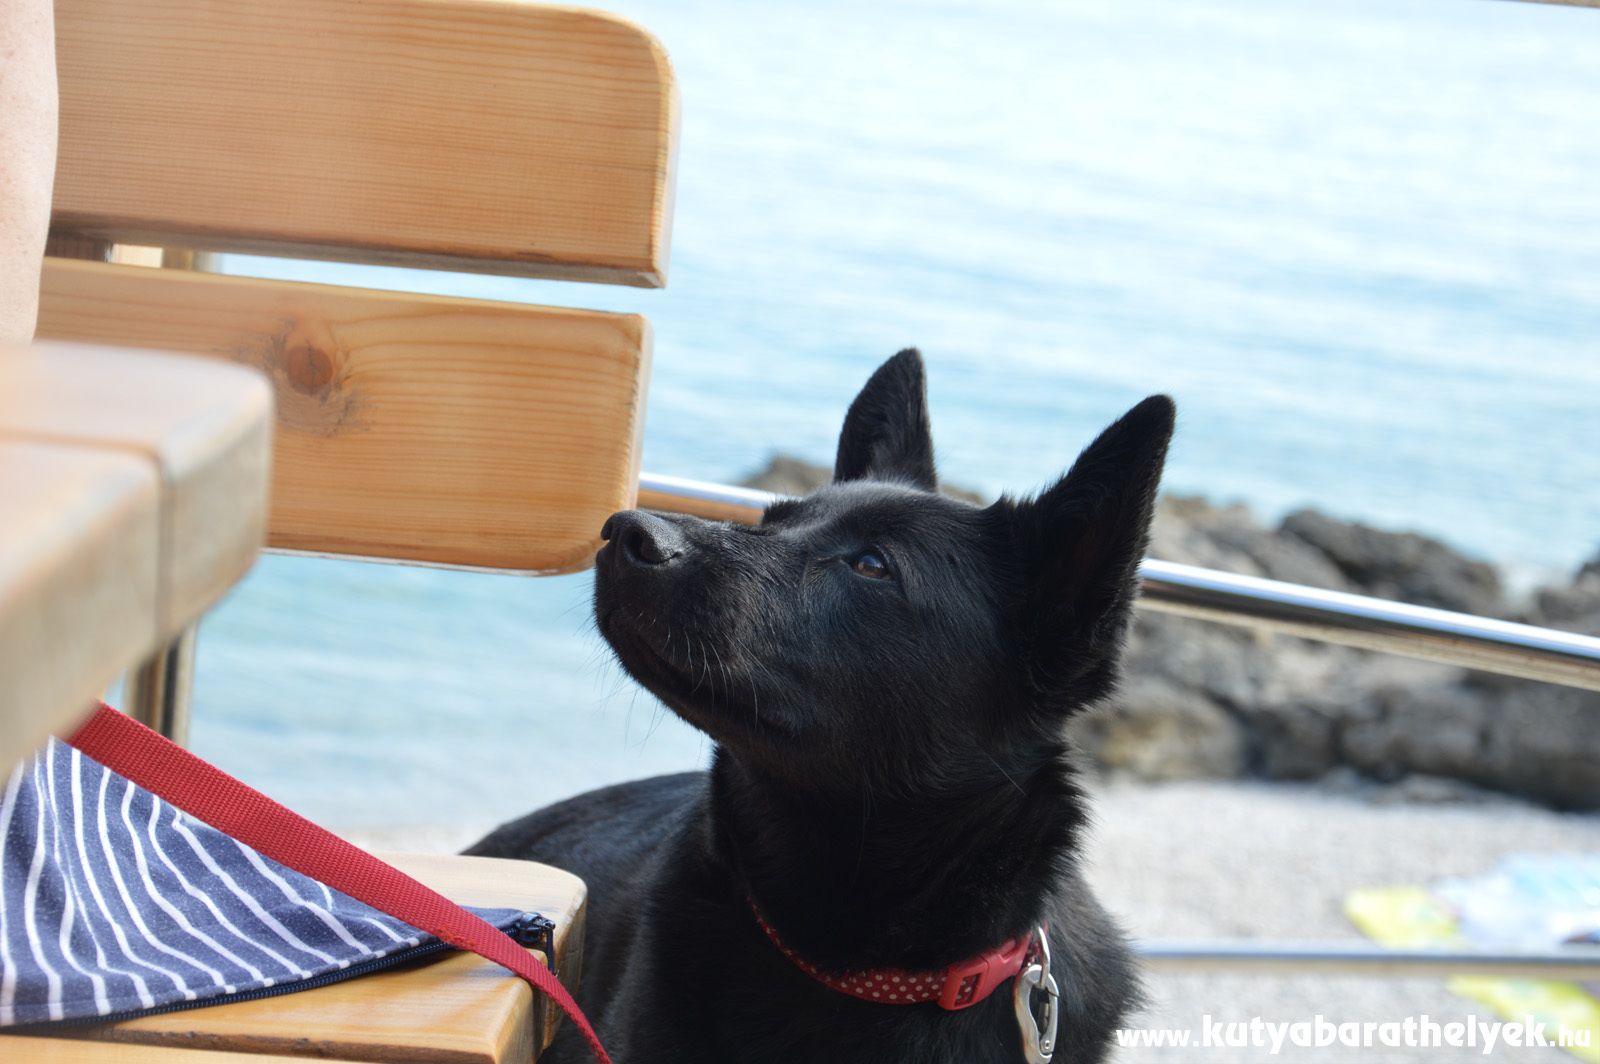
[740, 457, 1600, 810]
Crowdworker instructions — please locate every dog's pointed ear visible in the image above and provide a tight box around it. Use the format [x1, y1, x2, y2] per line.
[1008, 395, 1175, 705]
[833, 348, 938, 490]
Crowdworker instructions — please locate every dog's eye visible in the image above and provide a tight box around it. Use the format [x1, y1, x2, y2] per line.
[850, 552, 892, 580]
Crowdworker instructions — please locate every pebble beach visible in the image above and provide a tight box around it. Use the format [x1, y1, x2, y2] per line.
[1088, 779, 1600, 1062]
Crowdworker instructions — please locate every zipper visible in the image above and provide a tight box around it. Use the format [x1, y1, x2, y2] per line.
[510, 910, 557, 959]
[15, 910, 552, 1031]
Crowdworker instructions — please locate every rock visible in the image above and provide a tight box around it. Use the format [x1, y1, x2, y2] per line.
[1527, 550, 1600, 637]
[738, 454, 986, 504]
[1279, 508, 1504, 616]
[1107, 497, 1600, 808]
[1469, 550, 1600, 808]
[1151, 497, 1351, 591]
[1067, 676, 1244, 781]
[1474, 682, 1600, 810]
[1334, 678, 1493, 785]
[1583, 551, 1600, 584]
[739, 455, 833, 497]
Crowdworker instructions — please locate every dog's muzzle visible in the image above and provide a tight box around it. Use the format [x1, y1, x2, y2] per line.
[601, 510, 687, 567]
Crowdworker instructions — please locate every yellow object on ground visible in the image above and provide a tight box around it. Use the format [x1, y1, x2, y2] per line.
[1346, 886, 1600, 1062]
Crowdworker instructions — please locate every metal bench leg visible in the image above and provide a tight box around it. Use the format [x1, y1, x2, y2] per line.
[126, 625, 197, 745]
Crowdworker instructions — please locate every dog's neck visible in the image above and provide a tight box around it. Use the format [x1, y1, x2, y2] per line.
[708, 744, 1086, 974]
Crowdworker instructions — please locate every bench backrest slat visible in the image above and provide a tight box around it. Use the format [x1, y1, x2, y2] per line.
[52, 0, 678, 287]
[40, 259, 650, 573]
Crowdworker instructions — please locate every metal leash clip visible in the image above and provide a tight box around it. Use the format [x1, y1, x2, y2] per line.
[1013, 927, 1059, 1064]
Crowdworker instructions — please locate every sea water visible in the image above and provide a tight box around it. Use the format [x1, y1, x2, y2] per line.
[188, 0, 1600, 829]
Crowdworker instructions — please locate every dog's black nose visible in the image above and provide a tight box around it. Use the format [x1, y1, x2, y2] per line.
[602, 510, 686, 566]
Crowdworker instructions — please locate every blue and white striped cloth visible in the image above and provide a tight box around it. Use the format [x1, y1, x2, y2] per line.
[0, 737, 518, 1027]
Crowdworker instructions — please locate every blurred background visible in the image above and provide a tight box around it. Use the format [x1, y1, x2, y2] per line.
[178, 0, 1600, 831]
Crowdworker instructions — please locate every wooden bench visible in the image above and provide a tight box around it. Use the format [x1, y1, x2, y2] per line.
[6, 0, 678, 1059]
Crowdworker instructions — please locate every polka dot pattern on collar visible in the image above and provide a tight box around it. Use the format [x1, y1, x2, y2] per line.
[750, 902, 1044, 1010]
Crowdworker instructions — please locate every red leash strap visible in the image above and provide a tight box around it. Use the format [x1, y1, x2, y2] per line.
[66, 702, 611, 1064]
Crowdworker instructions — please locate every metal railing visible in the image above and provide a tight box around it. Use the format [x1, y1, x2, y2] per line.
[1138, 941, 1600, 980]
[1141, 560, 1600, 693]
[637, 472, 1600, 980]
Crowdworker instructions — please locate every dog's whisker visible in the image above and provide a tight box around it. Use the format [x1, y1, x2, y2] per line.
[704, 639, 723, 700]
[687, 634, 707, 695]
[983, 750, 1027, 797]
[709, 642, 733, 709]
[643, 697, 669, 743]
[727, 634, 776, 722]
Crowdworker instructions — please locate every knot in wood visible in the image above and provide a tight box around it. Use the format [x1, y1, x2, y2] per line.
[285, 340, 336, 394]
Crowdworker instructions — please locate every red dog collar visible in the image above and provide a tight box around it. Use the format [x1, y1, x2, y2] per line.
[752, 903, 1045, 1010]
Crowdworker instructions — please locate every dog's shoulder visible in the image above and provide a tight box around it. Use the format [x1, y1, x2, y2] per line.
[467, 773, 726, 1064]
[465, 771, 708, 878]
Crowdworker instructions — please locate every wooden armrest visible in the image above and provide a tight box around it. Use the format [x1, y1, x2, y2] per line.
[0, 1038, 316, 1064]
[0, 439, 158, 767]
[18, 855, 586, 1064]
[0, 341, 272, 765]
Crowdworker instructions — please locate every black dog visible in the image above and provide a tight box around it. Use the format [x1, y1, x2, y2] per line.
[468, 350, 1174, 1064]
